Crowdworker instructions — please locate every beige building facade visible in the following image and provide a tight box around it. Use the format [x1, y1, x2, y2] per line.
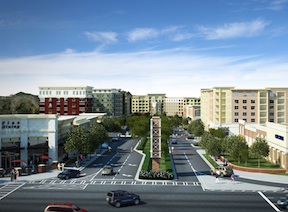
[239, 120, 288, 172]
[201, 87, 288, 133]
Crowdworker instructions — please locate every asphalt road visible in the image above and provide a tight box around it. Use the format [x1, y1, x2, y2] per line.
[0, 184, 284, 212]
[0, 135, 286, 211]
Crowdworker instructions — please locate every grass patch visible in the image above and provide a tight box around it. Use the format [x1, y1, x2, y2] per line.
[227, 156, 282, 169]
[203, 154, 218, 168]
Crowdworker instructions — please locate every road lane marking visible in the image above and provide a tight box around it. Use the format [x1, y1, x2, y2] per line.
[258, 191, 280, 212]
[0, 183, 25, 200]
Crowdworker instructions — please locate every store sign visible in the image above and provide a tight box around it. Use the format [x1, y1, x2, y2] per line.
[1, 121, 20, 129]
[275, 134, 284, 141]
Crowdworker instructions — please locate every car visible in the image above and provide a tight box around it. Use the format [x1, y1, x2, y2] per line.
[44, 202, 87, 212]
[111, 137, 120, 142]
[106, 190, 141, 208]
[277, 196, 288, 209]
[0, 168, 6, 177]
[171, 138, 177, 144]
[101, 142, 109, 149]
[210, 166, 234, 177]
[102, 165, 113, 175]
[57, 169, 80, 180]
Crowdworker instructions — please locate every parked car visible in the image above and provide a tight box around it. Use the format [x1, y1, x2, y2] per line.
[277, 196, 288, 209]
[0, 168, 6, 177]
[106, 190, 141, 208]
[27, 165, 38, 174]
[57, 169, 80, 180]
[102, 165, 113, 175]
[44, 202, 87, 212]
[111, 137, 120, 142]
[210, 166, 234, 177]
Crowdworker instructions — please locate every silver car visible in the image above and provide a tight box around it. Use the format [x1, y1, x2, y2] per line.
[102, 165, 113, 175]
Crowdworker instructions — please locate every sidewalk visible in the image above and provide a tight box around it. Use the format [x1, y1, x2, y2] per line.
[0, 152, 104, 185]
[196, 149, 288, 192]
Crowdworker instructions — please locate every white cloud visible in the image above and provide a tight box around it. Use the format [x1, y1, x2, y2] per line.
[84, 31, 118, 43]
[127, 28, 159, 42]
[268, 0, 288, 11]
[1, 49, 288, 97]
[198, 19, 270, 40]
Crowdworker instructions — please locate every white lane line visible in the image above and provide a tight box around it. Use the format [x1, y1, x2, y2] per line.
[258, 191, 281, 212]
[0, 183, 25, 200]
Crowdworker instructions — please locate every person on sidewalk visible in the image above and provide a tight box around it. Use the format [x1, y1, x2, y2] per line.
[10, 168, 15, 182]
[230, 173, 235, 183]
[215, 170, 220, 183]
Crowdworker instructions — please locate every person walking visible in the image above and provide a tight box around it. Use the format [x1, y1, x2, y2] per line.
[10, 168, 15, 182]
[215, 170, 220, 183]
[230, 173, 235, 183]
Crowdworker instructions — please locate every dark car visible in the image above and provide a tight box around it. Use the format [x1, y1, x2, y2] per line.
[277, 196, 288, 209]
[57, 169, 80, 180]
[111, 137, 120, 142]
[0, 168, 6, 177]
[106, 190, 141, 208]
[171, 138, 177, 144]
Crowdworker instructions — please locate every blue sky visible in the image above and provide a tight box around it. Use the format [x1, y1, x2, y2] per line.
[0, 0, 288, 97]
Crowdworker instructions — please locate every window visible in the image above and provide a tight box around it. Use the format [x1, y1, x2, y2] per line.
[243, 106, 247, 110]
[251, 119, 255, 122]
[234, 112, 239, 116]
[243, 92, 247, 97]
[234, 92, 238, 97]
[243, 100, 247, 104]
[270, 100, 274, 103]
[235, 119, 239, 122]
[269, 92, 275, 97]
[251, 106, 255, 110]
[235, 106, 238, 110]
[251, 100, 255, 104]
[251, 92, 255, 97]
[243, 112, 247, 116]
[234, 100, 239, 103]
[243, 119, 247, 121]
[251, 112, 255, 116]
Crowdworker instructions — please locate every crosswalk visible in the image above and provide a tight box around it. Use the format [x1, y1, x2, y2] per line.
[26, 179, 201, 187]
[0, 183, 25, 200]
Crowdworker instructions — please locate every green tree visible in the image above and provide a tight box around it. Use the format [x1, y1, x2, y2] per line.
[187, 119, 204, 137]
[102, 118, 121, 132]
[250, 137, 269, 168]
[89, 123, 109, 150]
[226, 135, 248, 164]
[64, 126, 91, 156]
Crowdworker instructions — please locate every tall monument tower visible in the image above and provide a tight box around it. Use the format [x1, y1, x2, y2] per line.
[150, 116, 161, 171]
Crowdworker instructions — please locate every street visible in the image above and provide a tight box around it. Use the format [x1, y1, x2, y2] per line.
[0, 135, 286, 211]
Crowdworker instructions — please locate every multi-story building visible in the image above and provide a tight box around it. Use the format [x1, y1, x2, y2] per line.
[201, 87, 288, 134]
[92, 88, 132, 117]
[39, 86, 94, 115]
[164, 97, 184, 117]
[182, 97, 201, 120]
[132, 94, 166, 115]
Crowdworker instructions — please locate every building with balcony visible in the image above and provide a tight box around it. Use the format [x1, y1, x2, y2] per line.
[39, 86, 94, 115]
[132, 94, 166, 115]
[201, 87, 288, 134]
[92, 88, 132, 117]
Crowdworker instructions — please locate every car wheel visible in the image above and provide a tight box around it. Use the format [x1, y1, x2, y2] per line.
[114, 202, 121, 208]
[65, 175, 69, 180]
[134, 198, 140, 205]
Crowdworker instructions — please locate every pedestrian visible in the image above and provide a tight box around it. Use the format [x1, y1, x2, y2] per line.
[108, 146, 111, 152]
[215, 170, 220, 183]
[230, 173, 235, 183]
[15, 169, 19, 181]
[10, 168, 15, 182]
